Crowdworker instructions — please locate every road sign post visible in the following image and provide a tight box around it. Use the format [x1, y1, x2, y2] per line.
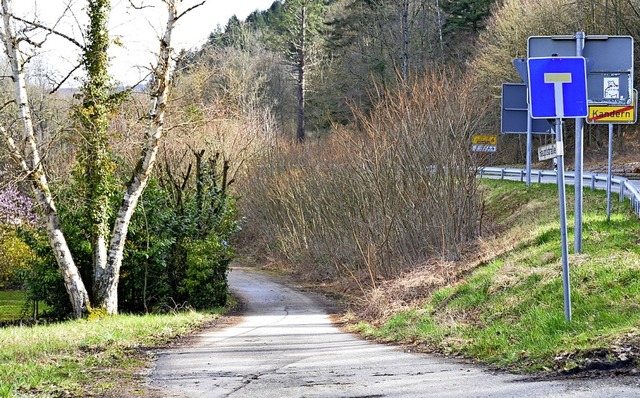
[526, 114, 532, 186]
[528, 33, 634, 254]
[575, 32, 585, 254]
[607, 123, 613, 221]
[527, 55, 588, 322]
[554, 119, 572, 322]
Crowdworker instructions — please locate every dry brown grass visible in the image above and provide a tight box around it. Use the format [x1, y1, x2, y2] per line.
[352, 232, 526, 326]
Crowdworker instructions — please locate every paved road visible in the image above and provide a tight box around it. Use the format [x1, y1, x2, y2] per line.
[151, 267, 640, 397]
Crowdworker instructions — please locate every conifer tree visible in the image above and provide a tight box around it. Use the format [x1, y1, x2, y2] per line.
[272, 0, 328, 142]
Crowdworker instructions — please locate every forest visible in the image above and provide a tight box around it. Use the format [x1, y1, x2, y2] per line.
[1, 0, 640, 320]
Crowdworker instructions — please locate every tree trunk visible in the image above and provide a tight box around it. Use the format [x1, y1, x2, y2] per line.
[0, 0, 91, 318]
[400, 0, 409, 82]
[96, 0, 178, 314]
[435, 0, 445, 61]
[76, 0, 116, 311]
[296, 4, 306, 143]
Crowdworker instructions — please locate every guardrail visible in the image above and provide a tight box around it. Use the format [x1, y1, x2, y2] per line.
[478, 167, 640, 217]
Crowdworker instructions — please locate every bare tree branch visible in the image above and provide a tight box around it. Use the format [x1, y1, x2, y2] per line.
[0, 126, 31, 175]
[0, 99, 15, 112]
[128, 70, 153, 91]
[176, 0, 206, 21]
[10, 14, 84, 49]
[48, 62, 82, 94]
[128, 0, 155, 10]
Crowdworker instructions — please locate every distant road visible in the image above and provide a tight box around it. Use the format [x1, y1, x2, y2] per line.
[151, 267, 640, 397]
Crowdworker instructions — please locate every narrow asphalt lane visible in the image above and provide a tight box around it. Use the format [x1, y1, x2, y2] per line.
[151, 267, 640, 397]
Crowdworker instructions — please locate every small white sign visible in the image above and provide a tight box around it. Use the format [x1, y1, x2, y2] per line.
[604, 77, 620, 99]
[472, 145, 497, 153]
[538, 143, 558, 161]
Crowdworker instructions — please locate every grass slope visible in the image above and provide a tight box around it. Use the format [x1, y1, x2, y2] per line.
[354, 179, 640, 374]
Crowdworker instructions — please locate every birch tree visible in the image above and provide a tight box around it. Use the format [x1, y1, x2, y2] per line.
[74, 0, 121, 313]
[0, 0, 91, 318]
[0, 0, 198, 317]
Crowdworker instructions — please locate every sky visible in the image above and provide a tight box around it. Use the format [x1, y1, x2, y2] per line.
[15, 0, 276, 86]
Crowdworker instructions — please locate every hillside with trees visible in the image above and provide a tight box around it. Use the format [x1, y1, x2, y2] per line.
[195, 0, 640, 285]
[1, 0, 640, 321]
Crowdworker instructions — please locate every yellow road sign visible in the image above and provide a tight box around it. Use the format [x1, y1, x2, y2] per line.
[587, 104, 635, 123]
[587, 89, 637, 124]
[472, 135, 498, 146]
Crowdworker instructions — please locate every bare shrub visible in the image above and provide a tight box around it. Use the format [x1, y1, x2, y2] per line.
[239, 68, 491, 286]
[145, 44, 280, 195]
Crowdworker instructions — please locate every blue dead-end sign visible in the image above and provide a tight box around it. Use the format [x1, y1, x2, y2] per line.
[528, 57, 588, 119]
[528, 35, 634, 106]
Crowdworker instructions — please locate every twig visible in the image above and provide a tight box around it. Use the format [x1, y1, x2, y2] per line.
[10, 14, 84, 49]
[176, 1, 206, 21]
[49, 63, 82, 94]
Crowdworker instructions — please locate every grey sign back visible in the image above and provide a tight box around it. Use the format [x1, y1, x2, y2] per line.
[501, 83, 553, 134]
[528, 35, 633, 106]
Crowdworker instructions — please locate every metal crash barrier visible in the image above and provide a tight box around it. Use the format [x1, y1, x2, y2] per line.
[478, 167, 640, 217]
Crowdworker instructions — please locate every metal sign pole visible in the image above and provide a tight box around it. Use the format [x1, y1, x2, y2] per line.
[607, 123, 614, 221]
[555, 118, 572, 321]
[528, 55, 585, 322]
[574, 32, 585, 253]
[526, 114, 532, 186]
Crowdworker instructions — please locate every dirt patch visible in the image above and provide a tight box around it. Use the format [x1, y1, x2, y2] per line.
[550, 332, 640, 378]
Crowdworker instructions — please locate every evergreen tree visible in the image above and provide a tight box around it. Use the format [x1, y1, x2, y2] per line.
[271, 0, 329, 142]
[247, 1, 284, 30]
[441, 0, 496, 34]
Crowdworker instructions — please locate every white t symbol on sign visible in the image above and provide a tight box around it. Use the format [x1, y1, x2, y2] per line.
[544, 72, 572, 118]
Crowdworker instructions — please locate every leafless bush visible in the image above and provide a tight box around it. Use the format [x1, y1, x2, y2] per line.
[239, 68, 492, 286]
[146, 46, 280, 193]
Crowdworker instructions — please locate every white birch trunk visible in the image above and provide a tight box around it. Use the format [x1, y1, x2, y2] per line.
[95, 0, 179, 314]
[93, 236, 108, 302]
[0, 0, 90, 318]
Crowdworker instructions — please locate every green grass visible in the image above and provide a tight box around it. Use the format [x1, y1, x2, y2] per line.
[355, 179, 640, 372]
[0, 291, 31, 321]
[0, 311, 221, 397]
[0, 291, 48, 322]
[0, 291, 26, 318]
